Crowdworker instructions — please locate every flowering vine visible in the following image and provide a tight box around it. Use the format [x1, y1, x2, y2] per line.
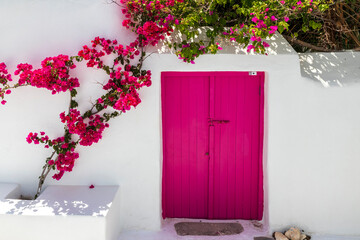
[1, 36, 151, 198]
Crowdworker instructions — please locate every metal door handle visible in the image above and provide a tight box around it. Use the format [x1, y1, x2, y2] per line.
[208, 118, 230, 125]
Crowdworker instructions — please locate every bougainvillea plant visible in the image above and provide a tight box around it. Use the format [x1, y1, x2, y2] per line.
[0, 0, 331, 199]
[118, 0, 333, 63]
[1, 37, 151, 198]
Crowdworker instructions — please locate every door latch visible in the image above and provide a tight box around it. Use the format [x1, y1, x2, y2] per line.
[208, 118, 230, 126]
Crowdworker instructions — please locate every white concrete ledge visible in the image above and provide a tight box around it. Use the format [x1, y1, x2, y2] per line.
[0, 183, 21, 199]
[0, 184, 121, 240]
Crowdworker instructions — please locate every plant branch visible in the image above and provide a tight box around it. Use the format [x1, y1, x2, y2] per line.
[34, 151, 56, 199]
[283, 35, 333, 52]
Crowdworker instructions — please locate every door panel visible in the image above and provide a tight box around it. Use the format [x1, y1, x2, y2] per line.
[162, 74, 210, 218]
[162, 72, 264, 220]
[211, 74, 263, 219]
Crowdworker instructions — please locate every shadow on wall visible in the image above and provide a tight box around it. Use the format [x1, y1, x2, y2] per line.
[299, 52, 360, 87]
[150, 29, 297, 56]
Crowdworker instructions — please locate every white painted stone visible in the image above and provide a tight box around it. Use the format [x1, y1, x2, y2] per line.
[0, 185, 121, 240]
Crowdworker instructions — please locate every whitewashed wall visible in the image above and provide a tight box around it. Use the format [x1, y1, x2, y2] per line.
[0, 0, 160, 231]
[1, 0, 360, 237]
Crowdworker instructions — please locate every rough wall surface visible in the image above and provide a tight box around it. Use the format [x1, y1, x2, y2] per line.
[1, 0, 360, 236]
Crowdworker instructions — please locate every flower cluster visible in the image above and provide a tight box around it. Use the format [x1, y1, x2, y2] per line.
[113, 87, 141, 112]
[136, 21, 170, 46]
[14, 55, 79, 94]
[78, 37, 141, 69]
[0, 63, 13, 105]
[103, 64, 152, 112]
[80, 37, 152, 113]
[51, 147, 79, 180]
[120, 0, 183, 47]
[26, 131, 79, 180]
[0, 63, 12, 84]
[237, 0, 317, 53]
[60, 109, 109, 147]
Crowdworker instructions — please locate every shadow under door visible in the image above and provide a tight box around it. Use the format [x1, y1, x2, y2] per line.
[161, 72, 264, 220]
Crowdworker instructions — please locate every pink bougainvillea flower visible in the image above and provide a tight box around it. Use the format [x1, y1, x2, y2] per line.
[284, 16, 289, 22]
[270, 16, 278, 21]
[269, 26, 278, 34]
[89, 184, 95, 189]
[251, 36, 261, 42]
[263, 41, 270, 48]
[61, 143, 69, 149]
[1, 100, 6, 105]
[251, 17, 259, 23]
[247, 44, 255, 52]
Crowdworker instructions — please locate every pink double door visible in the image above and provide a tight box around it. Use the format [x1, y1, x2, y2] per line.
[162, 72, 264, 220]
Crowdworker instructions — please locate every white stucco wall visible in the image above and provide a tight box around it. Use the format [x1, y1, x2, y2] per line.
[268, 51, 360, 236]
[1, 0, 360, 237]
[0, 0, 160, 231]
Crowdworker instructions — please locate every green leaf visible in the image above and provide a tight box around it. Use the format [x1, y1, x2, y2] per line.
[70, 89, 77, 97]
[95, 104, 104, 112]
[103, 65, 111, 75]
[83, 110, 92, 119]
[70, 100, 78, 108]
[302, 25, 309, 32]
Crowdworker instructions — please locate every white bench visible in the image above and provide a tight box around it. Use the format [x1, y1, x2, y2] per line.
[0, 184, 121, 240]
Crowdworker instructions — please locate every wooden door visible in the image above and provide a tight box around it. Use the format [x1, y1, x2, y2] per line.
[162, 72, 264, 220]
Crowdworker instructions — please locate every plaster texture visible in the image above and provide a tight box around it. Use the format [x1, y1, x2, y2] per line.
[0, 0, 360, 237]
